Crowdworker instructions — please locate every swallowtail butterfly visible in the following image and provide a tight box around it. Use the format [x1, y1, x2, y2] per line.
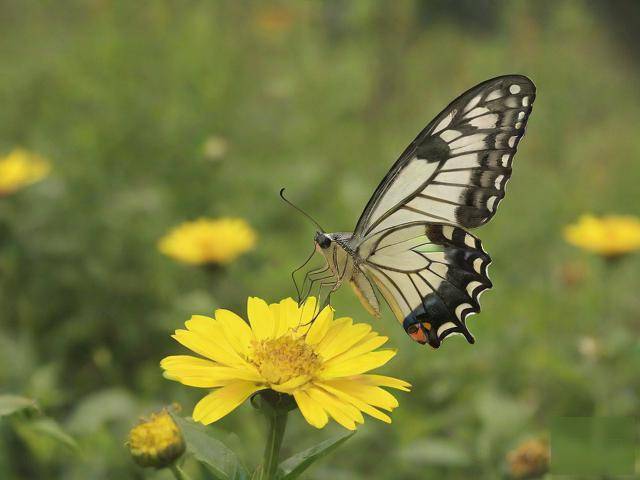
[302, 75, 535, 348]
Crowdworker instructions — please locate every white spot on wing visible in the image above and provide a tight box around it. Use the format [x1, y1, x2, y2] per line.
[437, 169, 473, 185]
[486, 90, 502, 101]
[473, 257, 484, 273]
[429, 262, 448, 278]
[433, 111, 455, 134]
[508, 136, 517, 148]
[465, 107, 490, 119]
[442, 226, 454, 241]
[440, 129, 462, 142]
[468, 113, 498, 129]
[466, 280, 482, 296]
[455, 303, 472, 320]
[447, 153, 480, 169]
[523, 96, 530, 106]
[437, 321, 456, 337]
[464, 234, 476, 248]
[517, 111, 525, 120]
[367, 159, 439, 233]
[509, 84, 521, 94]
[449, 133, 486, 152]
[465, 94, 482, 112]
[494, 175, 505, 189]
[501, 154, 510, 167]
[487, 195, 498, 211]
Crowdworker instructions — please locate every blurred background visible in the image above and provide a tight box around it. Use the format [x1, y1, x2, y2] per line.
[1, 1, 639, 478]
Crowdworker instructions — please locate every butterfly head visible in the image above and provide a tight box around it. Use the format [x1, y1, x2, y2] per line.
[314, 231, 332, 250]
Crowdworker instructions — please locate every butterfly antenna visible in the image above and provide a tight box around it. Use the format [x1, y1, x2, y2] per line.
[279, 188, 325, 232]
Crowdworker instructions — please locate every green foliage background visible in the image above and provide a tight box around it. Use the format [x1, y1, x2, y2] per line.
[1, 1, 639, 478]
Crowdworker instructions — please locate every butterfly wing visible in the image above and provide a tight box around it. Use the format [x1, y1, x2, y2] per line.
[351, 74, 536, 241]
[357, 222, 492, 348]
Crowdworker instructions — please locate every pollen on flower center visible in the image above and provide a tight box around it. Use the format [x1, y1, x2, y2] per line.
[249, 335, 321, 385]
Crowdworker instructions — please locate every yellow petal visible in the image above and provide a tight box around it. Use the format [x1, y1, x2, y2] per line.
[247, 297, 274, 340]
[161, 355, 261, 387]
[184, 315, 246, 362]
[306, 385, 362, 430]
[172, 328, 247, 367]
[320, 349, 397, 378]
[359, 374, 412, 392]
[271, 298, 301, 338]
[215, 309, 252, 355]
[299, 297, 318, 324]
[293, 390, 328, 429]
[268, 302, 283, 338]
[160, 355, 217, 369]
[271, 375, 311, 394]
[316, 381, 391, 423]
[304, 306, 334, 345]
[315, 317, 352, 352]
[324, 334, 388, 366]
[280, 297, 301, 330]
[192, 382, 265, 425]
[316, 322, 372, 360]
[324, 380, 399, 411]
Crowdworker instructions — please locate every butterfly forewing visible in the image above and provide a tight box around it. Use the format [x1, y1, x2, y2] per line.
[351, 75, 536, 240]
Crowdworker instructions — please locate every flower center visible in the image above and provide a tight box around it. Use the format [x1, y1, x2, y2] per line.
[249, 335, 321, 385]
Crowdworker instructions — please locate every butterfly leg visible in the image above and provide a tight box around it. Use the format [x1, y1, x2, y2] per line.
[301, 278, 339, 325]
[291, 243, 320, 303]
[299, 265, 330, 304]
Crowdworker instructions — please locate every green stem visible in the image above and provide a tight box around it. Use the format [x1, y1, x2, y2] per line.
[169, 463, 192, 480]
[260, 409, 288, 480]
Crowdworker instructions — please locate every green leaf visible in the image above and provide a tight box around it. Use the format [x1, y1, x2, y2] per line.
[278, 431, 355, 479]
[171, 413, 249, 480]
[26, 417, 79, 451]
[66, 387, 137, 434]
[0, 394, 38, 417]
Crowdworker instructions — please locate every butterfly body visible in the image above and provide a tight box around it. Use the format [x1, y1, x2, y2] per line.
[307, 75, 536, 348]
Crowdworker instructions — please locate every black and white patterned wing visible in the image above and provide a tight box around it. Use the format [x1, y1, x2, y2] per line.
[351, 75, 535, 242]
[357, 222, 492, 348]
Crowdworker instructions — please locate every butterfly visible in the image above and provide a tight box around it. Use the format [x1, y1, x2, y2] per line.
[295, 75, 536, 348]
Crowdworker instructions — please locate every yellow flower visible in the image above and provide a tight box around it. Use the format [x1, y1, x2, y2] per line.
[506, 438, 550, 479]
[158, 217, 256, 265]
[564, 214, 640, 257]
[128, 409, 185, 468]
[0, 148, 51, 196]
[161, 297, 410, 430]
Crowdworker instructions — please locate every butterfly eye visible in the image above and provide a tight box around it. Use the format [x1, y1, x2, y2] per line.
[406, 324, 419, 334]
[317, 235, 332, 249]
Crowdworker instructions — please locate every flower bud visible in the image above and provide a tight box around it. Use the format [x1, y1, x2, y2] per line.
[506, 437, 550, 479]
[128, 409, 185, 469]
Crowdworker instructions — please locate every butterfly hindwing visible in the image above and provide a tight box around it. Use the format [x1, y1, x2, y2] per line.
[358, 222, 492, 348]
[351, 75, 535, 240]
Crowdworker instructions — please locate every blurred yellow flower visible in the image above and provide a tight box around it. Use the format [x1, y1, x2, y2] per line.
[161, 297, 410, 430]
[254, 6, 296, 36]
[0, 148, 51, 196]
[128, 409, 185, 469]
[158, 217, 256, 265]
[564, 214, 640, 257]
[506, 437, 550, 479]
